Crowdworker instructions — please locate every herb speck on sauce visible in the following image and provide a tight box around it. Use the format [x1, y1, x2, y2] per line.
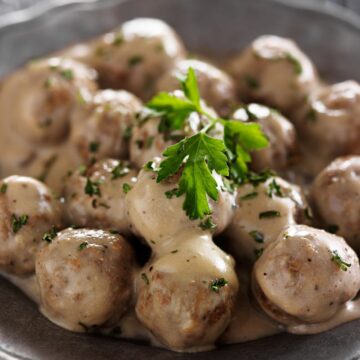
[11, 214, 29, 233]
[209, 278, 228, 293]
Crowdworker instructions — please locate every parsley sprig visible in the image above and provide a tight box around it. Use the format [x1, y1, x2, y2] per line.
[146, 68, 269, 220]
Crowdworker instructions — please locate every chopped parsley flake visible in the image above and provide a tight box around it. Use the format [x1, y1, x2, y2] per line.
[331, 250, 351, 271]
[111, 163, 130, 180]
[123, 126, 133, 141]
[249, 230, 264, 243]
[285, 53, 302, 75]
[243, 75, 260, 90]
[143, 161, 159, 172]
[79, 241, 89, 250]
[60, 69, 74, 81]
[305, 207, 314, 220]
[112, 33, 123, 46]
[254, 248, 264, 259]
[122, 183, 132, 194]
[0, 183, 7, 194]
[199, 217, 217, 231]
[11, 214, 29, 233]
[84, 178, 102, 197]
[240, 191, 258, 201]
[128, 55, 143, 67]
[259, 210, 281, 219]
[267, 179, 283, 198]
[42, 226, 58, 243]
[209, 278, 228, 293]
[246, 170, 275, 187]
[306, 108, 317, 122]
[141, 273, 149, 285]
[165, 188, 178, 199]
[88, 142, 100, 153]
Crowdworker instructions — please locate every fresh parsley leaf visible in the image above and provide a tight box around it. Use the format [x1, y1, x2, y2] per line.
[209, 278, 228, 293]
[331, 250, 351, 271]
[224, 120, 268, 183]
[180, 67, 201, 108]
[157, 133, 228, 219]
[147, 92, 197, 131]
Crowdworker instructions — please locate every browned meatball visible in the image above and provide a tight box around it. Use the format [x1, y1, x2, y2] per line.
[0, 176, 63, 275]
[310, 156, 360, 251]
[70, 90, 142, 162]
[64, 159, 137, 233]
[36, 228, 134, 332]
[85, 18, 186, 99]
[229, 35, 318, 114]
[135, 231, 238, 351]
[232, 104, 297, 172]
[253, 225, 360, 325]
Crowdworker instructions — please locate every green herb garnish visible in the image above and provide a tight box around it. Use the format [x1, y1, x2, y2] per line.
[199, 217, 217, 231]
[88, 142, 100, 153]
[240, 191, 258, 201]
[141, 273, 149, 285]
[259, 210, 281, 219]
[79, 241, 89, 250]
[0, 183, 7, 194]
[111, 163, 130, 180]
[267, 179, 283, 198]
[331, 250, 351, 271]
[145, 68, 268, 220]
[42, 226, 58, 243]
[209, 278, 228, 293]
[249, 230, 264, 243]
[122, 183, 132, 194]
[254, 248, 264, 259]
[11, 214, 29, 233]
[165, 188, 178, 199]
[84, 178, 102, 197]
[128, 55, 143, 67]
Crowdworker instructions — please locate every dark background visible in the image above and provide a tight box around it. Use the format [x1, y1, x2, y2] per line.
[0, 0, 360, 16]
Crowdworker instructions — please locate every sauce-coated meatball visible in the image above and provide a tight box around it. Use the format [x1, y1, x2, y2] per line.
[70, 90, 142, 162]
[86, 18, 186, 99]
[253, 225, 360, 325]
[310, 156, 360, 251]
[226, 175, 309, 262]
[156, 59, 237, 116]
[232, 104, 297, 172]
[229, 35, 318, 114]
[136, 230, 238, 351]
[36, 228, 134, 331]
[125, 163, 235, 248]
[0, 176, 63, 275]
[64, 159, 137, 233]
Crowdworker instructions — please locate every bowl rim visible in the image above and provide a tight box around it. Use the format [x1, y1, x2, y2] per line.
[0, 0, 359, 33]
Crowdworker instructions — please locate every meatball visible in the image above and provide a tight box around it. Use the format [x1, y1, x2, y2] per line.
[86, 18, 186, 99]
[130, 90, 223, 168]
[36, 228, 134, 332]
[253, 225, 360, 325]
[156, 59, 237, 116]
[0, 57, 97, 146]
[135, 230, 238, 351]
[295, 81, 360, 159]
[232, 104, 297, 172]
[70, 90, 142, 162]
[229, 35, 318, 114]
[310, 156, 360, 250]
[0, 176, 63, 275]
[64, 159, 137, 233]
[125, 162, 235, 249]
[226, 175, 309, 262]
